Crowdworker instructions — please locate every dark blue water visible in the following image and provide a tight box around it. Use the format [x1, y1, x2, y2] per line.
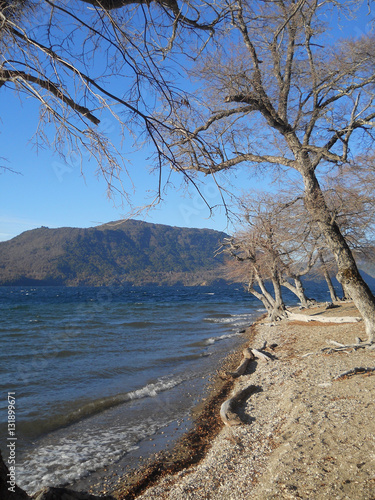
[0, 285, 266, 492]
[0, 283, 337, 493]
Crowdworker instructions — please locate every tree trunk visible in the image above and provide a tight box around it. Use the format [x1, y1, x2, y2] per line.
[254, 267, 275, 306]
[248, 286, 274, 316]
[318, 252, 339, 302]
[281, 277, 309, 307]
[302, 167, 375, 342]
[248, 282, 287, 321]
[269, 277, 288, 321]
[340, 282, 352, 300]
[294, 277, 309, 307]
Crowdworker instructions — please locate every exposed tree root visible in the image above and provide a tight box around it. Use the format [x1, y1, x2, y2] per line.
[221, 343, 274, 380]
[220, 385, 261, 426]
[225, 348, 255, 378]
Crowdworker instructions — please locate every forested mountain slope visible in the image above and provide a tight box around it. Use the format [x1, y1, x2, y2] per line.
[0, 220, 229, 286]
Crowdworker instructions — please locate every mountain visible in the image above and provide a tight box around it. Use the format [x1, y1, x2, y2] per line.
[0, 220, 230, 286]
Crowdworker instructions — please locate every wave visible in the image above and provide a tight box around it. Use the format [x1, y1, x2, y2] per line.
[189, 331, 241, 348]
[204, 312, 233, 319]
[155, 352, 212, 365]
[17, 376, 184, 440]
[56, 350, 79, 358]
[119, 320, 157, 328]
[204, 312, 255, 327]
[16, 415, 168, 495]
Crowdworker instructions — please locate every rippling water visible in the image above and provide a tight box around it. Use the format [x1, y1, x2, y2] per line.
[0, 285, 265, 493]
[1, 281, 343, 493]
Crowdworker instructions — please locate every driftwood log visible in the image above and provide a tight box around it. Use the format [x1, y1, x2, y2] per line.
[220, 345, 274, 426]
[334, 367, 375, 380]
[224, 345, 273, 380]
[226, 348, 255, 378]
[322, 340, 374, 353]
[220, 386, 260, 427]
[287, 312, 362, 324]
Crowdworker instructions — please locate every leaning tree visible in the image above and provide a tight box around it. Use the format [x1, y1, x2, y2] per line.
[238, 192, 321, 308]
[156, 0, 375, 341]
[221, 230, 289, 322]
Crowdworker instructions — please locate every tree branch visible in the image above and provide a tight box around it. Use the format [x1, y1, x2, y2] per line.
[0, 68, 100, 125]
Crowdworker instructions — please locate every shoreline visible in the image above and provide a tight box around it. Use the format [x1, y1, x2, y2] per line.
[104, 302, 375, 499]
[70, 322, 261, 498]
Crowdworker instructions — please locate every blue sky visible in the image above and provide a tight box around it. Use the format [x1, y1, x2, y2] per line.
[0, 3, 372, 242]
[0, 90, 245, 241]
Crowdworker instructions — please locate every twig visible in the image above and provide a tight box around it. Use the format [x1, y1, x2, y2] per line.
[334, 367, 375, 380]
[322, 340, 374, 353]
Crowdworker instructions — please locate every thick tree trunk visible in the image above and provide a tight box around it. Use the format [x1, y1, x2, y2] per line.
[302, 167, 375, 342]
[294, 277, 309, 307]
[269, 277, 288, 321]
[340, 282, 352, 300]
[318, 252, 338, 302]
[248, 283, 274, 314]
[254, 267, 275, 306]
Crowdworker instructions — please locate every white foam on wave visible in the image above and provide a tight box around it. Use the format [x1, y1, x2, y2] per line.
[17, 415, 169, 494]
[205, 313, 255, 328]
[17, 375, 184, 494]
[58, 376, 185, 428]
[204, 331, 241, 345]
[126, 377, 182, 401]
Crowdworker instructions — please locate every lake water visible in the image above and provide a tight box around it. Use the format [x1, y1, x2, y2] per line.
[0, 283, 333, 493]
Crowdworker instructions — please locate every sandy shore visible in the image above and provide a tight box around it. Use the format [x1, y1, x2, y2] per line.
[93, 302, 375, 499]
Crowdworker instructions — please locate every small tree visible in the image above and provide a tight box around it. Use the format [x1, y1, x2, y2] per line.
[240, 192, 320, 306]
[221, 232, 288, 322]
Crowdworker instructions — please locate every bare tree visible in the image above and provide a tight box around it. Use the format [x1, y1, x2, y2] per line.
[159, 0, 375, 341]
[221, 232, 288, 322]
[241, 192, 320, 307]
[221, 191, 317, 317]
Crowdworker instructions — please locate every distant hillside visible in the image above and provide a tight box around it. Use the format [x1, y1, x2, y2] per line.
[0, 220, 230, 286]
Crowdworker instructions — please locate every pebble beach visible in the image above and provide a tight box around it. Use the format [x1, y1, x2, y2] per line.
[102, 302, 375, 500]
